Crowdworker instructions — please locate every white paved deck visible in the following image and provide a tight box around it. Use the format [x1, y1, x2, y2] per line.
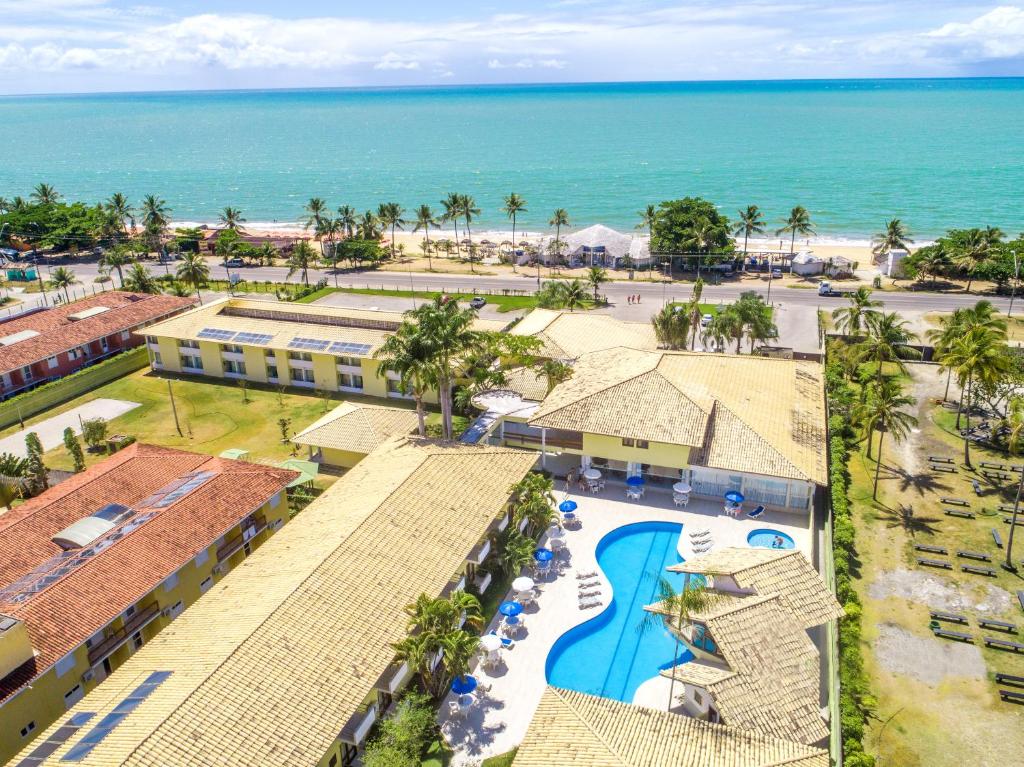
[440, 484, 813, 765]
[0, 398, 140, 457]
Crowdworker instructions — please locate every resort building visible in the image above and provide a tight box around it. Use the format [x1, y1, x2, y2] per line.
[292, 400, 419, 468]
[497, 346, 827, 514]
[140, 297, 507, 400]
[513, 687, 829, 766]
[0, 292, 195, 399]
[650, 548, 843, 745]
[531, 224, 653, 269]
[9, 437, 537, 767]
[0, 445, 296, 764]
[509, 309, 659, 361]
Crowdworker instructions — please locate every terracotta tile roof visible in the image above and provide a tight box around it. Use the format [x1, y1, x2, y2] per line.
[511, 309, 659, 359]
[0, 291, 194, 373]
[512, 688, 829, 767]
[291, 401, 419, 453]
[0, 444, 296, 704]
[529, 347, 827, 483]
[11, 437, 537, 767]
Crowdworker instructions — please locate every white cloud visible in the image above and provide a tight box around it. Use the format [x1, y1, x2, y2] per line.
[374, 52, 420, 71]
[923, 5, 1024, 59]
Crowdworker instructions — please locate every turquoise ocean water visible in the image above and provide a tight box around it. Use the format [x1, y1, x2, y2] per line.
[1, 79, 1022, 239]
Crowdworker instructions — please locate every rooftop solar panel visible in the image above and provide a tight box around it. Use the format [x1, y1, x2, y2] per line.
[233, 332, 273, 346]
[328, 341, 373, 356]
[197, 328, 237, 341]
[287, 336, 330, 352]
[14, 714, 93, 767]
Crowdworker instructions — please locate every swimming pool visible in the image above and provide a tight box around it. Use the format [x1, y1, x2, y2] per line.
[545, 521, 695, 703]
[747, 528, 796, 549]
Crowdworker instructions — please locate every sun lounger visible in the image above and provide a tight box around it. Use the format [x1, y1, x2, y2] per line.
[689, 531, 712, 541]
[917, 557, 952, 570]
[957, 550, 992, 562]
[996, 672, 1024, 687]
[942, 497, 970, 507]
[488, 630, 514, 649]
[579, 588, 601, 598]
[962, 564, 997, 577]
[914, 544, 947, 555]
[945, 509, 976, 519]
[579, 598, 601, 610]
[992, 529, 1004, 548]
[999, 689, 1024, 704]
[747, 505, 766, 519]
[984, 637, 1024, 653]
[576, 570, 598, 580]
[933, 628, 973, 642]
[979, 618, 1017, 633]
[930, 610, 969, 625]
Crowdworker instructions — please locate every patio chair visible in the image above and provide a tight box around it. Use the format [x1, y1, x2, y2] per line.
[690, 529, 711, 539]
[489, 630, 515, 649]
[448, 701, 464, 719]
[673, 494, 689, 507]
[747, 505, 766, 519]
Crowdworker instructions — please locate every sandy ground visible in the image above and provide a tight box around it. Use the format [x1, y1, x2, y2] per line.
[868, 569, 1014, 614]
[873, 623, 986, 685]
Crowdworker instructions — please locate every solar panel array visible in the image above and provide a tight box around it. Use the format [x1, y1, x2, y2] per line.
[287, 337, 331, 352]
[59, 672, 172, 762]
[196, 328, 237, 341]
[221, 305, 402, 332]
[136, 471, 216, 510]
[233, 332, 274, 346]
[328, 341, 373, 356]
[15, 712, 95, 767]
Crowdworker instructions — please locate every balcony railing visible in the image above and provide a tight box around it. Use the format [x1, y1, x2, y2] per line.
[216, 515, 267, 563]
[87, 602, 160, 665]
[502, 431, 583, 451]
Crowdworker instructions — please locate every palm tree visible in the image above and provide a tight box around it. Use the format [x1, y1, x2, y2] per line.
[100, 246, 133, 287]
[503, 193, 528, 274]
[944, 326, 1009, 467]
[393, 591, 482, 698]
[141, 194, 170, 252]
[856, 312, 921, 384]
[47, 266, 76, 303]
[122, 263, 159, 294]
[686, 278, 705, 350]
[377, 202, 406, 258]
[651, 305, 690, 350]
[776, 206, 815, 254]
[558, 279, 588, 312]
[915, 246, 951, 286]
[861, 379, 918, 499]
[440, 193, 462, 254]
[831, 287, 882, 335]
[733, 205, 765, 262]
[30, 183, 61, 206]
[536, 359, 573, 394]
[872, 218, 913, 261]
[956, 228, 996, 292]
[374, 325, 434, 436]
[219, 207, 246, 231]
[585, 265, 608, 302]
[459, 194, 481, 254]
[176, 252, 209, 303]
[636, 204, 657, 277]
[548, 208, 570, 266]
[336, 205, 357, 238]
[303, 198, 327, 232]
[710, 305, 746, 353]
[287, 240, 317, 285]
[356, 210, 379, 240]
[105, 193, 134, 237]
[639, 576, 720, 711]
[683, 218, 717, 276]
[413, 205, 439, 270]
[316, 217, 343, 280]
[929, 301, 1007, 414]
[927, 308, 966, 402]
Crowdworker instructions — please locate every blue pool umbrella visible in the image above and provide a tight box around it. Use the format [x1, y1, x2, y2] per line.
[559, 500, 578, 513]
[499, 601, 523, 617]
[626, 476, 645, 487]
[451, 675, 477, 695]
[534, 547, 554, 562]
[724, 490, 745, 504]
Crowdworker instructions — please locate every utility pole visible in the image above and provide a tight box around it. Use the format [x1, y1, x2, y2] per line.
[1005, 467, 1021, 573]
[167, 379, 183, 437]
[1009, 250, 1019, 318]
[766, 255, 775, 305]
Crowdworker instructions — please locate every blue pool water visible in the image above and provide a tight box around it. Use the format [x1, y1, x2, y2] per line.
[545, 521, 695, 703]
[747, 528, 796, 549]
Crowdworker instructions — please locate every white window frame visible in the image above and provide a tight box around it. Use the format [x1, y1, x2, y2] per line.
[194, 549, 210, 567]
[64, 684, 84, 709]
[47, 356, 58, 369]
[199, 575, 213, 593]
[162, 572, 180, 592]
[55, 653, 77, 678]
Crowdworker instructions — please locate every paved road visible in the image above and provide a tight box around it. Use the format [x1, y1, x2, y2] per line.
[0, 399, 140, 457]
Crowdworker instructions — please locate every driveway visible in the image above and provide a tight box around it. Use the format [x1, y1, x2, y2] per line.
[0, 399, 140, 458]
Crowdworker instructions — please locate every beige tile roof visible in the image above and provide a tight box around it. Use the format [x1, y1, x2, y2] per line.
[529, 347, 826, 483]
[500, 365, 551, 402]
[668, 548, 843, 630]
[511, 309, 660, 359]
[291, 401, 419, 453]
[12, 437, 537, 767]
[512, 687, 829, 767]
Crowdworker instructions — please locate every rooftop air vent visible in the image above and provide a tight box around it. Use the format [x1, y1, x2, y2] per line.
[67, 306, 111, 321]
[0, 329, 40, 346]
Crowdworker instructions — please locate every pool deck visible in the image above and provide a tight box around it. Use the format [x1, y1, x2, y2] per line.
[439, 485, 813, 765]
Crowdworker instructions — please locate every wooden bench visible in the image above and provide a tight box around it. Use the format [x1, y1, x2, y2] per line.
[985, 472, 1013, 481]
[985, 637, 1024, 653]
[981, 461, 1007, 470]
[930, 610, 969, 625]
[933, 628, 973, 643]
[957, 550, 992, 562]
[931, 465, 956, 474]
[930, 456, 955, 464]
[999, 504, 1019, 513]
[962, 565, 997, 576]
[979, 618, 1017, 633]
[996, 672, 1024, 687]
[945, 509, 976, 519]
[942, 497, 970, 507]
[999, 689, 1024, 704]
[914, 544, 948, 555]
[992, 528, 1004, 548]
[1017, 591, 1024, 611]
[918, 557, 953, 570]
[1003, 516, 1024, 526]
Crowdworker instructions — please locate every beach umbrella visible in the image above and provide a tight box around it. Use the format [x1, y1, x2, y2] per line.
[451, 675, 477, 695]
[499, 601, 523, 617]
[724, 490, 745, 504]
[673, 482, 692, 494]
[559, 500, 578, 513]
[512, 576, 535, 593]
[534, 547, 554, 562]
[480, 634, 502, 652]
[626, 475, 645, 487]
[582, 468, 602, 480]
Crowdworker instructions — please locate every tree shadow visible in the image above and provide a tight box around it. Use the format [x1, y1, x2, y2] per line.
[887, 465, 952, 496]
[877, 504, 942, 538]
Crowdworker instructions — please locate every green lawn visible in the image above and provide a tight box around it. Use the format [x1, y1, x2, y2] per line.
[322, 287, 543, 313]
[481, 750, 518, 767]
[421, 738, 453, 766]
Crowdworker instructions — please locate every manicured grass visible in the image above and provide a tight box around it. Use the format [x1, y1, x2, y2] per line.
[326, 287, 543, 313]
[291, 286, 336, 303]
[422, 738, 453, 766]
[481, 750, 518, 767]
[666, 302, 729, 315]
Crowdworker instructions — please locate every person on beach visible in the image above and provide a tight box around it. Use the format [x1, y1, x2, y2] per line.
[627, 295, 632, 305]
[636, 294, 640, 304]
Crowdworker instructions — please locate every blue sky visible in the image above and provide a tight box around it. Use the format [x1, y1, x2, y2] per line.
[1, 1, 1023, 94]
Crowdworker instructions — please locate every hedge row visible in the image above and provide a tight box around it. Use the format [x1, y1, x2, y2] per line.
[826, 359, 876, 767]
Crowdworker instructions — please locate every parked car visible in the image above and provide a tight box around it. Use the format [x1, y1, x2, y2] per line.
[224, 257, 244, 267]
[469, 296, 486, 309]
[771, 268, 783, 278]
[700, 313, 713, 327]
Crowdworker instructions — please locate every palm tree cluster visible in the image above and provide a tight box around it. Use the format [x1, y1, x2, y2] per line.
[705, 292, 778, 353]
[509, 473, 557, 537]
[905, 226, 1018, 292]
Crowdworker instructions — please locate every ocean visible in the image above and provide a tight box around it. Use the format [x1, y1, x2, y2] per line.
[1, 79, 1022, 241]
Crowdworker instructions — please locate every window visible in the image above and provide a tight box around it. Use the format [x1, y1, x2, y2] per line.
[335, 355, 360, 367]
[636, 440, 649, 449]
[288, 351, 313, 362]
[100, 337, 109, 352]
[55, 653, 76, 678]
[329, 756, 338, 767]
[243, 541, 252, 556]
[223, 359, 247, 375]
[221, 344, 244, 354]
[289, 367, 315, 383]
[47, 356, 58, 369]
[153, 351, 163, 365]
[85, 630, 103, 649]
[267, 364, 279, 380]
[167, 600, 185, 619]
[124, 604, 136, 620]
[199, 576, 213, 593]
[21, 365, 33, 382]
[180, 354, 203, 370]
[179, 339, 200, 349]
[693, 690, 703, 706]
[64, 684, 84, 709]
[621, 437, 634, 447]
[146, 335, 157, 344]
[163, 572, 179, 592]
[131, 632, 144, 651]
[387, 378, 407, 395]
[121, 330, 131, 341]
[338, 372, 363, 390]
[194, 549, 210, 567]
[20, 721, 35, 738]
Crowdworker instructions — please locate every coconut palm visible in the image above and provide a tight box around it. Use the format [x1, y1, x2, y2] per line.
[122, 263, 160, 294]
[710, 305, 746, 353]
[377, 202, 406, 258]
[413, 205, 439, 270]
[175, 252, 209, 302]
[856, 312, 921, 384]
[732, 205, 765, 260]
[872, 218, 913, 260]
[105, 193, 134, 237]
[860, 379, 918, 499]
[776, 206, 815, 254]
[636, 204, 657, 276]
[558, 279, 588, 312]
[256, 242, 278, 267]
[302, 198, 327, 232]
[141, 194, 170, 252]
[100, 246, 133, 287]
[47, 266, 77, 303]
[459, 194, 481, 254]
[287, 240, 317, 285]
[651, 305, 690, 350]
[586, 266, 608, 302]
[374, 324, 434, 436]
[336, 205, 357, 238]
[956, 228, 997, 292]
[357, 210, 380, 240]
[929, 301, 1007, 412]
[503, 193, 528, 273]
[686, 278, 705, 350]
[30, 183, 61, 206]
[831, 287, 882, 335]
[440, 193, 462, 254]
[536, 359, 573, 394]
[548, 208, 570, 266]
[927, 308, 967, 402]
[914, 245, 952, 286]
[943, 326, 1010, 467]
[316, 217, 343, 280]
[219, 207, 246, 231]
[393, 591, 482, 698]
[683, 218, 718, 276]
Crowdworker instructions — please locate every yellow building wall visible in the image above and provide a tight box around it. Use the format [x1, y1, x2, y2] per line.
[581, 433, 690, 470]
[197, 342, 224, 378]
[361, 359, 389, 399]
[154, 337, 182, 373]
[320, 447, 368, 469]
[312, 354, 339, 392]
[0, 492, 289, 763]
[242, 347, 269, 384]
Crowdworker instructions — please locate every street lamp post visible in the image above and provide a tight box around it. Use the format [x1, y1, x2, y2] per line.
[1005, 468, 1021, 573]
[766, 255, 775, 305]
[1008, 250, 1019, 318]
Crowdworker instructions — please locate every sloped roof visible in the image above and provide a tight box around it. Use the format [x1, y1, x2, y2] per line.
[0, 444, 296, 704]
[529, 347, 826, 483]
[668, 548, 843, 630]
[512, 687, 829, 767]
[511, 309, 659, 359]
[12, 438, 537, 767]
[500, 365, 552, 403]
[291, 401, 418, 453]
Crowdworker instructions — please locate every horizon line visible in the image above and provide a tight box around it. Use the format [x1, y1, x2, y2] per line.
[2, 74, 1023, 100]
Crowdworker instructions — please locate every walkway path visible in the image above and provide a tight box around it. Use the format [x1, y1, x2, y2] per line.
[0, 399, 140, 457]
